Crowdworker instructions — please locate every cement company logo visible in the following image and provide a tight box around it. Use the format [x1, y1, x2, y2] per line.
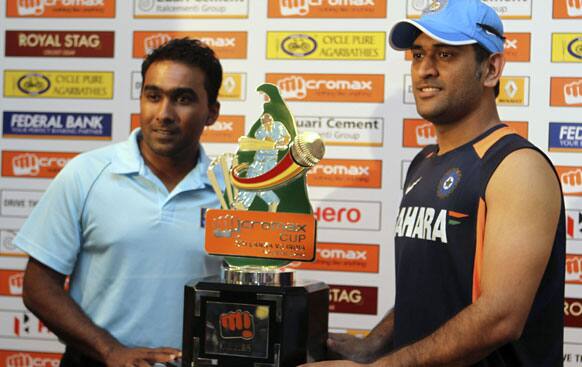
[0, 350, 61, 367]
[306, 159, 382, 188]
[133, 0, 249, 18]
[134, 31, 247, 59]
[265, 73, 384, 103]
[553, 0, 582, 18]
[295, 116, 384, 147]
[328, 284, 378, 315]
[268, 0, 386, 18]
[407, 0, 531, 19]
[550, 78, 582, 106]
[311, 199, 382, 231]
[1, 151, 77, 178]
[7, 0, 115, 17]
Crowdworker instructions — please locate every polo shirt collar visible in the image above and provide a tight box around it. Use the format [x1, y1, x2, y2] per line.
[110, 128, 213, 190]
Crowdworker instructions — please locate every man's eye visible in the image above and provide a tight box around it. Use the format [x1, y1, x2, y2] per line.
[176, 95, 194, 104]
[412, 52, 423, 59]
[146, 94, 160, 102]
[439, 51, 452, 58]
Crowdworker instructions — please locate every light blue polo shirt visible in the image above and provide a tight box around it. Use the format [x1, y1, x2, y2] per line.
[14, 129, 223, 348]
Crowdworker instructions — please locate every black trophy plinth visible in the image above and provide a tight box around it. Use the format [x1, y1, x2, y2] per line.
[182, 274, 328, 367]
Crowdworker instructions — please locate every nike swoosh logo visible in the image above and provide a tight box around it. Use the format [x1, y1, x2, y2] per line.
[405, 177, 422, 195]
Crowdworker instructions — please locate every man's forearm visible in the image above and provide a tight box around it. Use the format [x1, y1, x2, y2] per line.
[23, 258, 122, 362]
[364, 309, 395, 356]
[372, 301, 514, 367]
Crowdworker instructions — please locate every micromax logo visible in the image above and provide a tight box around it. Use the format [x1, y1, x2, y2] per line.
[5, 353, 60, 367]
[277, 76, 373, 100]
[309, 164, 369, 176]
[318, 248, 367, 260]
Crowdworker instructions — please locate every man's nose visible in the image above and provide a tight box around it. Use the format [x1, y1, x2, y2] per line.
[156, 98, 176, 123]
[416, 56, 439, 79]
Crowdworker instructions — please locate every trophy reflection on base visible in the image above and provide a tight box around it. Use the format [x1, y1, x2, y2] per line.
[182, 84, 328, 367]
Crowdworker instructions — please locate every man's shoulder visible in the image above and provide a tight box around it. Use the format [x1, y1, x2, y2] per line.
[62, 140, 127, 180]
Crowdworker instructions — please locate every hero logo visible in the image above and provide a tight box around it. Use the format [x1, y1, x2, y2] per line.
[17, 0, 105, 16]
[279, 0, 376, 16]
[311, 200, 381, 230]
[314, 206, 361, 223]
[12, 153, 71, 176]
[277, 76, 373, 100]
[5, 353, 60, 367]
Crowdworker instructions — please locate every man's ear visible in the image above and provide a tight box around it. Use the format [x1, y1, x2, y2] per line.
[206, 102, 220, 126]
[483, 53, 505, 89]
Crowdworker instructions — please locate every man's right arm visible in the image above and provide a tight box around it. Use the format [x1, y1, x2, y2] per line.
[327, 309, 395, 363]
[22, 257, 180, 367]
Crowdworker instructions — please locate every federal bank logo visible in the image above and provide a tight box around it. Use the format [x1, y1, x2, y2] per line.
[556, 166, 582, 196]
[1, 151, 78, 178]
[267, 31, 385, 60]
[306, 159, 382, 188]
[133, 31, 247, 59]
[265, 73, 384, 103]
[497, 77, 529, 106]
[0, 270, 24, 296]
[4, 70, 113, 99]
[311, 199, 382, 231]
[550, 77, 582, 106]
[567, 255, 582, 285]
[328, 284, 378, 315]
[3, 111, 112, 140]
[5, 30, 114, 58]
[406, 0, 532, 19]
[567, 209, 582, 240]
[6, 0, 115, 18]
[552, 33, 582, 63]
[289, 242, 380, 273]
[0, 350, 62, 367]
[549, 123, 582, 152]
[268, 0, 386, 18]
[133, 0, 249, 18]
[132, 71, 246, 101]
[295, 116, 384, 147]
[553, 0, 582, 18]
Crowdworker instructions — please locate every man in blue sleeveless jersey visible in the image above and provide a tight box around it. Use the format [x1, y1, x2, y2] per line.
[14, 39, 223, 366]
[302, 1, 565, 366]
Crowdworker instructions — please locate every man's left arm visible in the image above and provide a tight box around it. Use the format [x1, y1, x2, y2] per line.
[302, 148, 563, 367]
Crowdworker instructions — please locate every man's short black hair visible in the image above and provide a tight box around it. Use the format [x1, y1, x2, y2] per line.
[141, 38, 223, 105]
[473, 43, 500, 98]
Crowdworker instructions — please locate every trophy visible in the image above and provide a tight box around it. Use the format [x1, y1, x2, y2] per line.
[182, 84, 328, 367]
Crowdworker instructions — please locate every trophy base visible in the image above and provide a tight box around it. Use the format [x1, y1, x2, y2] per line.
[223, 267, 294, 286]
[182, 275, 328, 367]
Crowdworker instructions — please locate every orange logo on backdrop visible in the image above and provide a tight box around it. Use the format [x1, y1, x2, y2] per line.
[550, 77, 582, 107]
[405, 33, 531, 62]
[290, 242, 379, 273]
[566, 254, 582, 285]
[503, 33, 531, 62]
[553, 0, 582, 18]
[555, 166, 582, 196]
[0, 350, 62, 367]
[0, 269, 24, 296]
[6, 0, 115, 17]
[403, 120, 528, 147]
[307, 159, 382, 188]
[1, 151, 77, 178]
[205, 209, 316, 261]
[133, 32, 247, 59]
[267, 0, 387, 18]
[265, 74, 384, 103]
[131, 114, 245, 143]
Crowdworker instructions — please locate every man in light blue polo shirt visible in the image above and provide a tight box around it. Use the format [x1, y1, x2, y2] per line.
[15, 39, 223, 367]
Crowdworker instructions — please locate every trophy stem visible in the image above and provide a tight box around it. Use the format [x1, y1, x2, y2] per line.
[223, 266, 294, 286]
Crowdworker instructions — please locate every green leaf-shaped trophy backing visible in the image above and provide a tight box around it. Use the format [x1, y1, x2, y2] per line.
[225, 84, 313, 269]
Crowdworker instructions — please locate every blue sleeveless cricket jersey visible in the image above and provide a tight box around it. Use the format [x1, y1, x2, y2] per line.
[394, 124, 565, 366]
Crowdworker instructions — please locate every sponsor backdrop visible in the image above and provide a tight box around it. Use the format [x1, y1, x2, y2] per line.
[0, 0, 581, 364]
